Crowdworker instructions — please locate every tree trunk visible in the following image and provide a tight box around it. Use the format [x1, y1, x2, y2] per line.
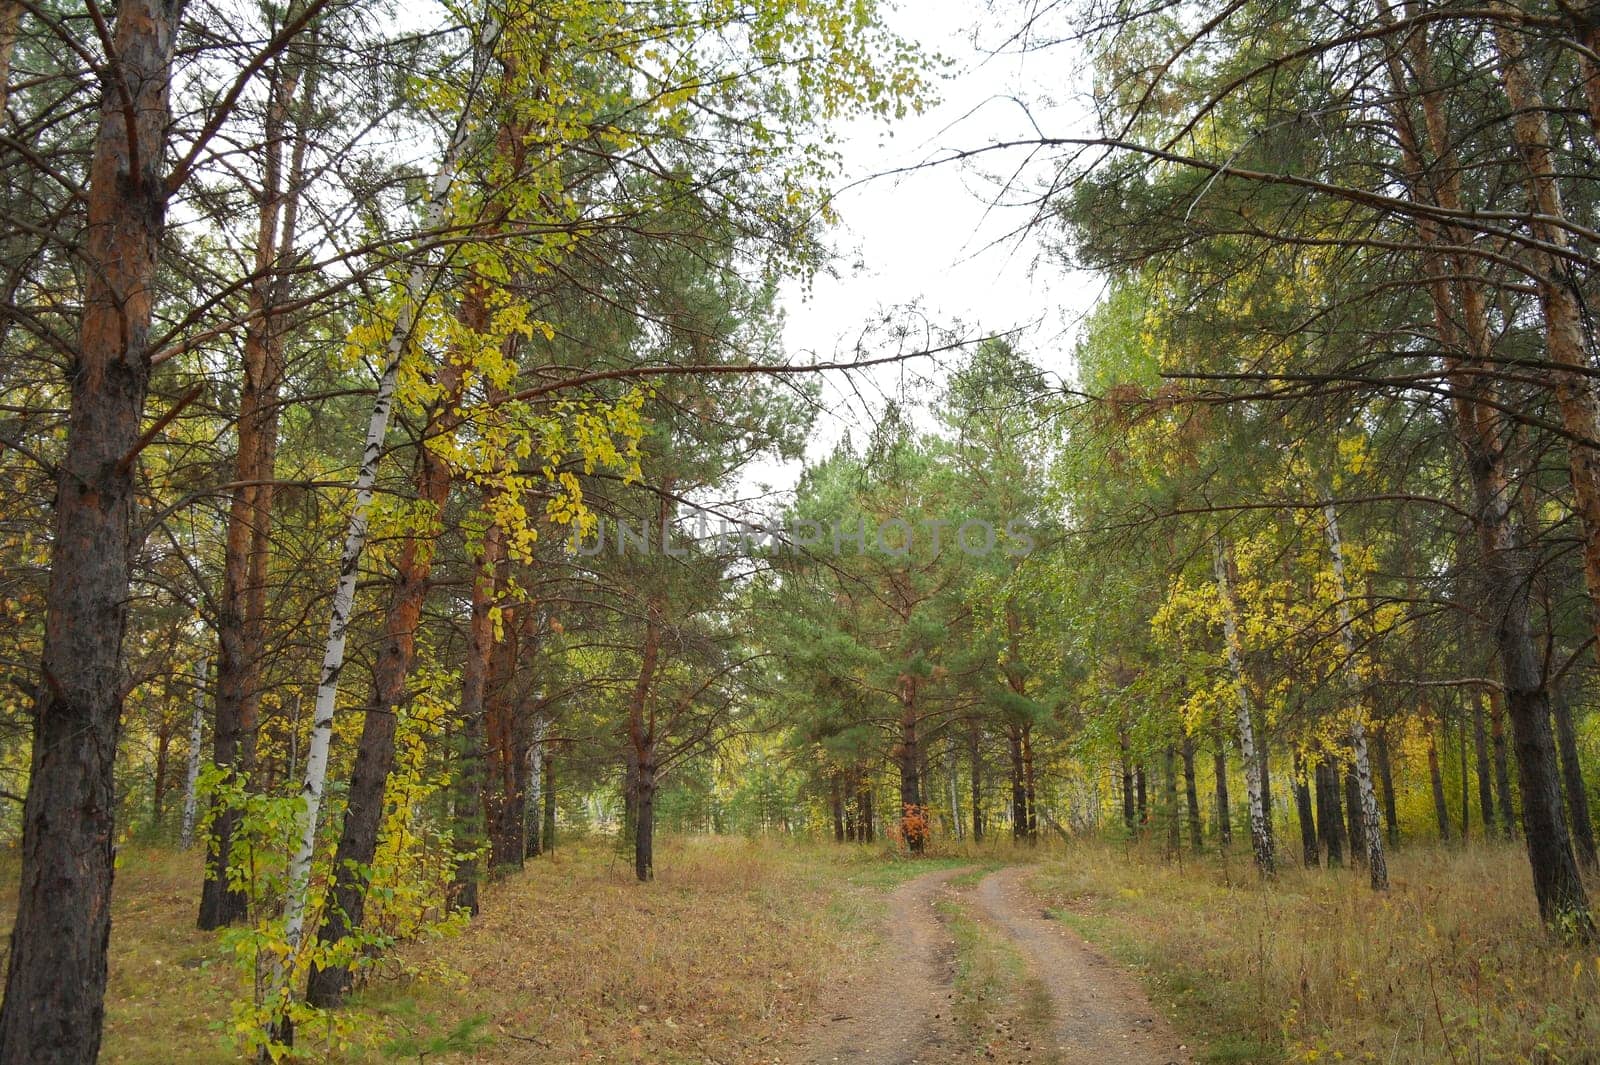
[1458, 714, 1471, 843]
[302, 314, 467, 1008]
[1490, 14, 1600, 671]
[1473, 693, 1497, 835]
[525, 715, 545, 857]
[1214, 734, 1232, 845]
[180, 658, 207, 849]
[1012, 724, 1030, 840]
[153, 719, 173, 826]
[452, 523, 503, 910]
[1321, 503, 1388, 888]
[1315, 759, 1344, 868]
[1378, 0, 1590, 930]
[0, 2, 182, 1058]
[946, 735, 963, 841]
[1182, 737, 1204, 852]
[0, 0, 19, 119]
[201, 41, 313, 930]
[1552, 688, 1598, 869]
[1214, 541, 1273, 875]
[1375, 727, 1399, 846]
[831, 775, 845, 842]
[1135, 764, 1148, 829]
[628, 589, 664, 880]
[897, 673, 924, 854]
[1022, 724, 1038, 842]
[1344, 764, 1367, 865]
[968, 720, 984, 842]
[1162, 745, 1180, 857]
[1428, 723, 1452, 843]
[1118, 727, 1135, 834]
[542, 748, 556, 853]
[1490, 690, 1516, 839]
[1293, 750, 1318, 868]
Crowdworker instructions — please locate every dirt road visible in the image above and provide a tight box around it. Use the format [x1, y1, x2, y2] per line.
[972, 866, 1190, 1064]
[784, 864, 1189, 1065]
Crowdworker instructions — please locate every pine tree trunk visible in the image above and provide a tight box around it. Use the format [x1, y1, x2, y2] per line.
[1163, 745, 1180, 857]
[1491, 690, 1515, 839]
[1214, 541, 1273, 875]
[968, 720, 984, 842]
[202, 42, 314, 930]
[1135, 764, 1148, 828]
[897, 674, 924, 854]
[946, 736, 963, 841]
[1375, 727, 1400, 846]
[452, 523, 503, 910]
[0, 0, 19, 119]
[1490, 13, 1600, 672]
[1182, 737, 1204, 852]
[831, 775, 845, 842]
[1552, 688, 1598, 869]
[628, 591, 663, 880]
[1293, 750, 1318, 868]
[1315, 759, 1344, 868]
[1377, 0, 1590, 930]
[1345, 764, 1368, 865]
[1118, 727, 1135, 834]
[0, 3, 182, 1058]
[1012, 724, 1030, 840]
[1474, 693, 1497, 835]
[1022, 724, 1038, 842]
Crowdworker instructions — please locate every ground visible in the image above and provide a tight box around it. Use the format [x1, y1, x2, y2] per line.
[2, 836, 1596, 1063]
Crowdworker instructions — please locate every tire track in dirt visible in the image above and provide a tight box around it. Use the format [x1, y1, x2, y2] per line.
[972, 865, 1191, 1065]
[786, 866, 969, 1064]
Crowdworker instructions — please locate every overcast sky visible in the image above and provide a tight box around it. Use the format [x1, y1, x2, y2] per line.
[747, 0, 1100, 503]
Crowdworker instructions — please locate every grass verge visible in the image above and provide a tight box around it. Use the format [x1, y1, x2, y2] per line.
[1027, 841, 1600, 1064]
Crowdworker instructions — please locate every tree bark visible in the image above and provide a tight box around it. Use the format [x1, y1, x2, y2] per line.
[1374, 4, 1590, 931]
[1321, 503, 1388, 888]
[1162, 745, 1180, 857]
[201, 39, 314, 929]
[1490, 690, 1516, 839]
[1182, 736, 1204, 852]
[0, 2, 183, 1058]
[897, 672, 924, 854]
[1293, 750, 1318, 868]
[541, 748, 556, 852]
[525, 715, 545, 857]
[180, 657, 207, 849]
[1214, 732, 1232, 845]
[303, 409, 456, 1007]
[1552, 688, 1598, 869]
[1375, 727, 1399, 846]
[1428, 723, 1452, 842]
[1473, 693, 1497, 835]
[968, 720, 984, 842]
[628, 591, 663, 880]
[1012, 723, 1030, 840]
[1315, 759, 1344, 868]
[1214, 540, 1273, 875]
[1490, 13, 1600, 670]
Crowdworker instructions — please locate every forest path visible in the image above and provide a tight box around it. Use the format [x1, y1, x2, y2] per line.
[971, 866, 1191, 1065]
[786, 865, 967, 1064]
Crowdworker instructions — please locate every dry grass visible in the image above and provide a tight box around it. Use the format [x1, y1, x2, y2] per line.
[0, 836, 938, 1064]
[352, 836, 913, 1064]
[1027, 841, 1600, 1064]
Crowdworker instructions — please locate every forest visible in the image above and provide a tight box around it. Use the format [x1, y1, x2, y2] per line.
[2, 0, 1600, 1061]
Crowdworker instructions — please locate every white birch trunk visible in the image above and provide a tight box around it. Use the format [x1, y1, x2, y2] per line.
[1213, 540, 1274, 875]
[1322, 503, 1390, 890]
[525, 713, 545, 852]
[179, 657, 207, 849]
[276, 18, 496, 999]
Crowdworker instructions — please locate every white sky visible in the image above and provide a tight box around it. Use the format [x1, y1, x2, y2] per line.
[745, 0, 1102, 502]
